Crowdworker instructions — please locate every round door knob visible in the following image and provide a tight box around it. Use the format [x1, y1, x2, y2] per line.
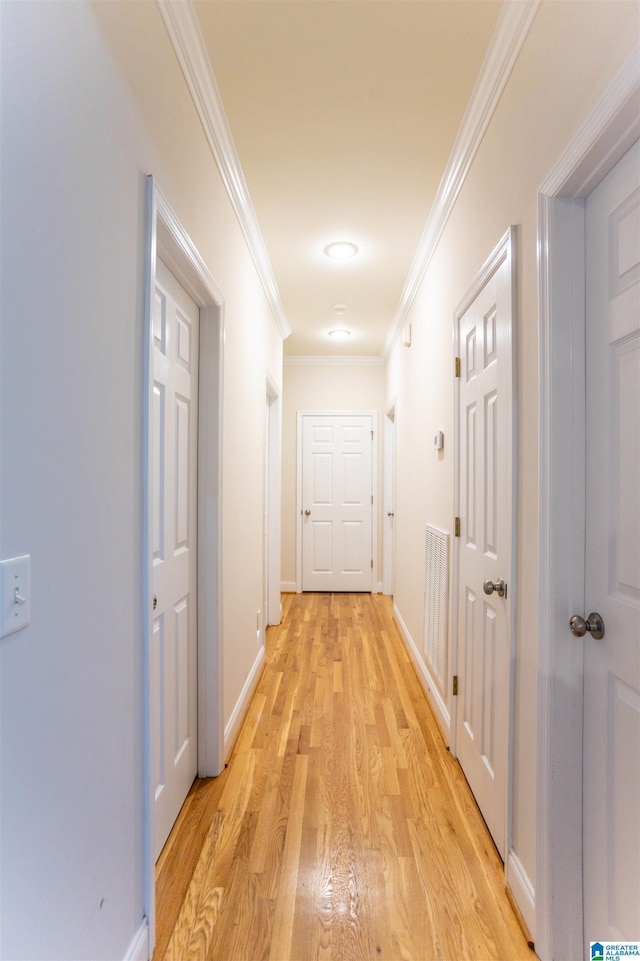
[569, 612, 604, 640]
[483, 578, 506, 598]
[304, 509, 311, 516]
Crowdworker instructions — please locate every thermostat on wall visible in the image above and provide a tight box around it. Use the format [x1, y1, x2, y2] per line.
[433, 431, 444, 451]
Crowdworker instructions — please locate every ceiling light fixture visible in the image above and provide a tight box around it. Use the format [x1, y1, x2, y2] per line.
[332, 303, 348, 314]
[328, 329, 351, 340]
[324, 242, 358, 260]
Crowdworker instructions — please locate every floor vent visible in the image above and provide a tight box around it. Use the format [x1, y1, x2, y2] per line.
[423, 525, 449, 692]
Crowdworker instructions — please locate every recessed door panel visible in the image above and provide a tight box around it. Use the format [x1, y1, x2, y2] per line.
[484, 391, 498, 558]
[175, 395, 190, 552]
[152, 384, 165, 564]
[612, 337, 640, 600]
[313, 425, 332, 444]
[465, 403, 477, 549]
[312, 452, 333, 505]
[462, 587, 477, 737]
[342, 521, 363, 572]
[152, 614, 165, 801]
[343, 452, 364, 505]
[481, 603, 496, 776]
[311, 521, 333, 573]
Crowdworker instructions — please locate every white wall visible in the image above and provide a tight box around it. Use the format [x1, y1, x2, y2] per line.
[281, 361, 386, 590]
[0, 2, 281, 957]
[386, 0, 639, 934]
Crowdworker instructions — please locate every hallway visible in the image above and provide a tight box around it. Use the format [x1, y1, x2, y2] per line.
[153, 593, 534, 961]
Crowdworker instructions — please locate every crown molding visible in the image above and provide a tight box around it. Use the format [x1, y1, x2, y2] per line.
[540, 42, 640, 199]
[156, 0, 291, 341]
[284, 355, 384, 367]
[383, 0, 540, 360]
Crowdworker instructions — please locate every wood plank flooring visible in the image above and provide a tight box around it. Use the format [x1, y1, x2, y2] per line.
[154, 593, 535, 961]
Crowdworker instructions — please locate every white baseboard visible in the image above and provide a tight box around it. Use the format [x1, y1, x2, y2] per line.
[281, 580, 297, 593]
[393, 602, 450, 741]
[224, 646, 265, 759]
[507, 849, 536, 942]
[376, 580, 383, 594]
[123, 918, 149, 961]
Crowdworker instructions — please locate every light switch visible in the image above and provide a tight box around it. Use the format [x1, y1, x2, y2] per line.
[0, 555, 31, 638]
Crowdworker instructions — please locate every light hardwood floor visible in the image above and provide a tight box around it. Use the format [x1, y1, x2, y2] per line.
[154, 593, 536, 961]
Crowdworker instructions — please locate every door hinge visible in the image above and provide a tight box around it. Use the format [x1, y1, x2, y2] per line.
[454, 516, 460, 537]
[371, 429, 374, 440]
[371, 494, 373, 505]
[455, 356, 461, 378]
[452, 675, 458, 696]
[371, 558, 373, 569]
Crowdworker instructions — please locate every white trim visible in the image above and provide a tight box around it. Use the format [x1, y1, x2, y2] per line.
[156, 0, 290, 341]
[383, 0, 539, 360]
[141, 177, 157, 955]
[540, 44, 640, 199]
[123, 919, 149, 961]
[506, 851, 536, 941]
[266, 375, 282, 626]
[393, 602, 451, 741]
[383, 401, 396, 597]
[281, 580, 297, 593]
[224, 647, 265, 759]
[296, 411, 378, 594]
[452, 225, 517, 868]
[143, 178, 225, 953]
[284, 355, 384, 367]
[197, 302, 226, 780]
[153, 186, 226, 782]
[536, 46, 639, 961]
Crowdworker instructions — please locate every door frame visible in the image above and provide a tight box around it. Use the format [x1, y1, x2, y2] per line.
[142, 178, 225, 950]
[536, 51, 639, 961]
[450, 226, 517, 858]
[296, 410, 378, 593]
[383, 401, 396, 596]
[265, 375, 282, 626]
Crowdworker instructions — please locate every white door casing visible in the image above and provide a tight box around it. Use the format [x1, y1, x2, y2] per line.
[583, 139, 640, 947]
[383, 402, 396, 597]
[299, 413, 375, 593]
[454, 228, 515, 861]
[152, 258, 199, 860]
[537, 50, 639, 961]
[144, 178, 225, 953]
[263, 393, 269, 643]
[266, 377, 282, 626]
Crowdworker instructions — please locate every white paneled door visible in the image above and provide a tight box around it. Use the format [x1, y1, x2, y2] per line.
[455, 233, 514, 859]
[583, 140, 640, 946]
[152, 258, 199, 860]
[301, 414, 373, 592]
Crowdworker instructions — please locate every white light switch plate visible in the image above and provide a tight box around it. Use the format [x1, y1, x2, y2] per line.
[0, 555, 31, 638]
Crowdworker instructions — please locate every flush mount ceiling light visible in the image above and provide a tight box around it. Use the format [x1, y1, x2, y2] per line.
[328, 329, 351, 340]
[324, 241, 358, 260]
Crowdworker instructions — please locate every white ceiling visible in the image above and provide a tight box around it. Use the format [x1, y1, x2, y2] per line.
[191, 0, 505, 357]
